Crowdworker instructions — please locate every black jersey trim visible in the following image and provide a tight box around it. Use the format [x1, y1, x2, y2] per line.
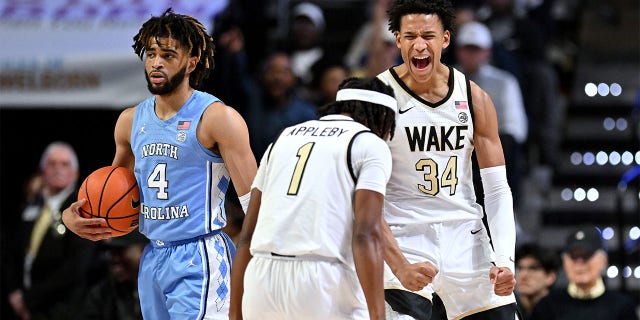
[466, 76, 475, 127]
[347, 130, 372, 183]
[388, 65, 455, 109]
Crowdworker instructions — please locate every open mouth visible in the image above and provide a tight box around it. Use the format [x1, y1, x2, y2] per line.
[412, 56, 431, 70]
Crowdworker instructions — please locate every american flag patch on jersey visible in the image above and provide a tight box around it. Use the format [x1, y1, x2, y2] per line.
[455, 101, 468, 109]
[177, 120, 191, 130]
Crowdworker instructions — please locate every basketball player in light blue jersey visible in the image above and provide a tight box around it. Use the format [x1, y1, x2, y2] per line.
[378, 1, 519, 319]
[230, 77, 397, 320]
[62, 9, 257, 320]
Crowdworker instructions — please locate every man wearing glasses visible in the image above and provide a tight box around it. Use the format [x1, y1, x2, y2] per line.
[514, 243, 559, 319]
[530, 226, 639, 320]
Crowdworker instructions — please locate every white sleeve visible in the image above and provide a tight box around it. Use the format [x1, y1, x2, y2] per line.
[481, 165, 516, 272]
[251, 143, 272, 192]
[350, 132, 392, 195]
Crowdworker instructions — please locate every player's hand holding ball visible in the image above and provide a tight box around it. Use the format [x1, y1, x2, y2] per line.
[62, 166, 141, 241]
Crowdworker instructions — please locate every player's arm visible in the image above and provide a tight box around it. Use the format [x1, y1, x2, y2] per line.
[351, 134, 390, 319]
[229, 143, 269, 320]
[61, 107, 137, 241]
[470, 82, 516, 295]
[112, 107, 136, 170]
[382, 219, 438, 292]
[353, 189, 385, 319]
[199, 102, 257, 211]
[229, 187, 261, 320]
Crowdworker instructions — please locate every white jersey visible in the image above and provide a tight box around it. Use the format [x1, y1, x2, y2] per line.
[250, 115, 392, 268]
[377, 67, 484, 225]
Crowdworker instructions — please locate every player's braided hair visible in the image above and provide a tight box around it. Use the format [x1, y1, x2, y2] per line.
[387, 0, 456, 36]
[318, 77, 396, 140]
[132, 8, 215, 88]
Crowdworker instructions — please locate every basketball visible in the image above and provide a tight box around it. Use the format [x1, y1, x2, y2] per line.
[78, 166, 140, 236]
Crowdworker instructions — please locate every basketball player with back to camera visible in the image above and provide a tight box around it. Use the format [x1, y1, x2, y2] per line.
[377, 0, 518, 319]
[230, 77, 397, 320]
[61, 9, 257, 320]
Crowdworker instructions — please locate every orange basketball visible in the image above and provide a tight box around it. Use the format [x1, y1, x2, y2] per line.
[78, 166, 140, 236]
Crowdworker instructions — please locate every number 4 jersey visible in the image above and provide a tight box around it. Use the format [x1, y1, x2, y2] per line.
[130, 90, 230, 242]
[249, 115, 392, 267]
[377, 67, 484, 225]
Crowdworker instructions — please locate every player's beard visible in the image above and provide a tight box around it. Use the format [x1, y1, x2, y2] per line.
[145, 66, 187, 95]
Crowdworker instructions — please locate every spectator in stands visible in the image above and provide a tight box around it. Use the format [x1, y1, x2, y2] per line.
[6, 142, 98, 320]
[287, 2, 327, 86]
[309, 56, 350, 106]
[454, 21, 528, 208]
[80, 231, 149, 320]
[530, 226, 639, 320]
[244, 52, 318, 159]
[344, 0, 401, 78]
[515, 243, 559, 319]
[202, 1, 251, 119]
[476, 0, 562, 167]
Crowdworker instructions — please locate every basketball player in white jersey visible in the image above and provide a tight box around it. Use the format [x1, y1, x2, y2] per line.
[377, 1, 518, 319]
[229, 77, 397, 320]
[61, 9, 257, 320]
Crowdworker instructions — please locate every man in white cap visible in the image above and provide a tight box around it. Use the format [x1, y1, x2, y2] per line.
[454, 21, 528, 211]
[289, 2, 326, 85]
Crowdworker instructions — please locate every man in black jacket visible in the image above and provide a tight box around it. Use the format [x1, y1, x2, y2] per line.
[6, 142, 99, 320]
[531, 227, 638, 320]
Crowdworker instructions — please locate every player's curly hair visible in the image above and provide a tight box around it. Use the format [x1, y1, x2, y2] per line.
[132, 8, 215, 88]
[318, 77, 396, 140]
[387, 0, 456, 36]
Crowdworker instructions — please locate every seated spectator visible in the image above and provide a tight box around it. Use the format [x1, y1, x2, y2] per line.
[515, 243, 559, 319]
[530, 227, 639, 320]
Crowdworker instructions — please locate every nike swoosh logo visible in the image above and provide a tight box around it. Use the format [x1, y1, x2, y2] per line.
[398, 106, 414, 114]
[131, 197, 141, 209]
[471, 229, 482, 234]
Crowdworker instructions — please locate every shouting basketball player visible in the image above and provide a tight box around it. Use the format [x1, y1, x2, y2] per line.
[377, 0, 518, 319]
[61, 9, 257, 320]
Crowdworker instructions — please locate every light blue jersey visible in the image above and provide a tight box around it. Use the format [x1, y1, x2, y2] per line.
[131, 90, 235, 319]
[131, 90, 230, 243]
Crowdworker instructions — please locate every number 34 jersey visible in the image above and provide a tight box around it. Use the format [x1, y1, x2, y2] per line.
[249, 115, 392, 267]
[377, 67, 484, 225]
[130, 90, 231, 242]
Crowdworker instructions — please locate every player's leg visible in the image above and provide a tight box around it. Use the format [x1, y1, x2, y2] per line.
[384, 289, 433, 320]
[436, 219, 516, 320]
[201, 233, 234, 320]
[152, 234, 233, 320]
[244, 254, 369, 320]
[460, 303, 520, 320]
[430, 293, 448, 320]
[138, 245, 171, 320]
[383, 224, 440, 320]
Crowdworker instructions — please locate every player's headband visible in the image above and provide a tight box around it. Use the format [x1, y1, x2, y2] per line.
[335, 89, 398, 113]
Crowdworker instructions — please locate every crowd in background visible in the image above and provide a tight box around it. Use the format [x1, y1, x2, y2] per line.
[202, 0, 585, 214]
[3, 0, 637, 319]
